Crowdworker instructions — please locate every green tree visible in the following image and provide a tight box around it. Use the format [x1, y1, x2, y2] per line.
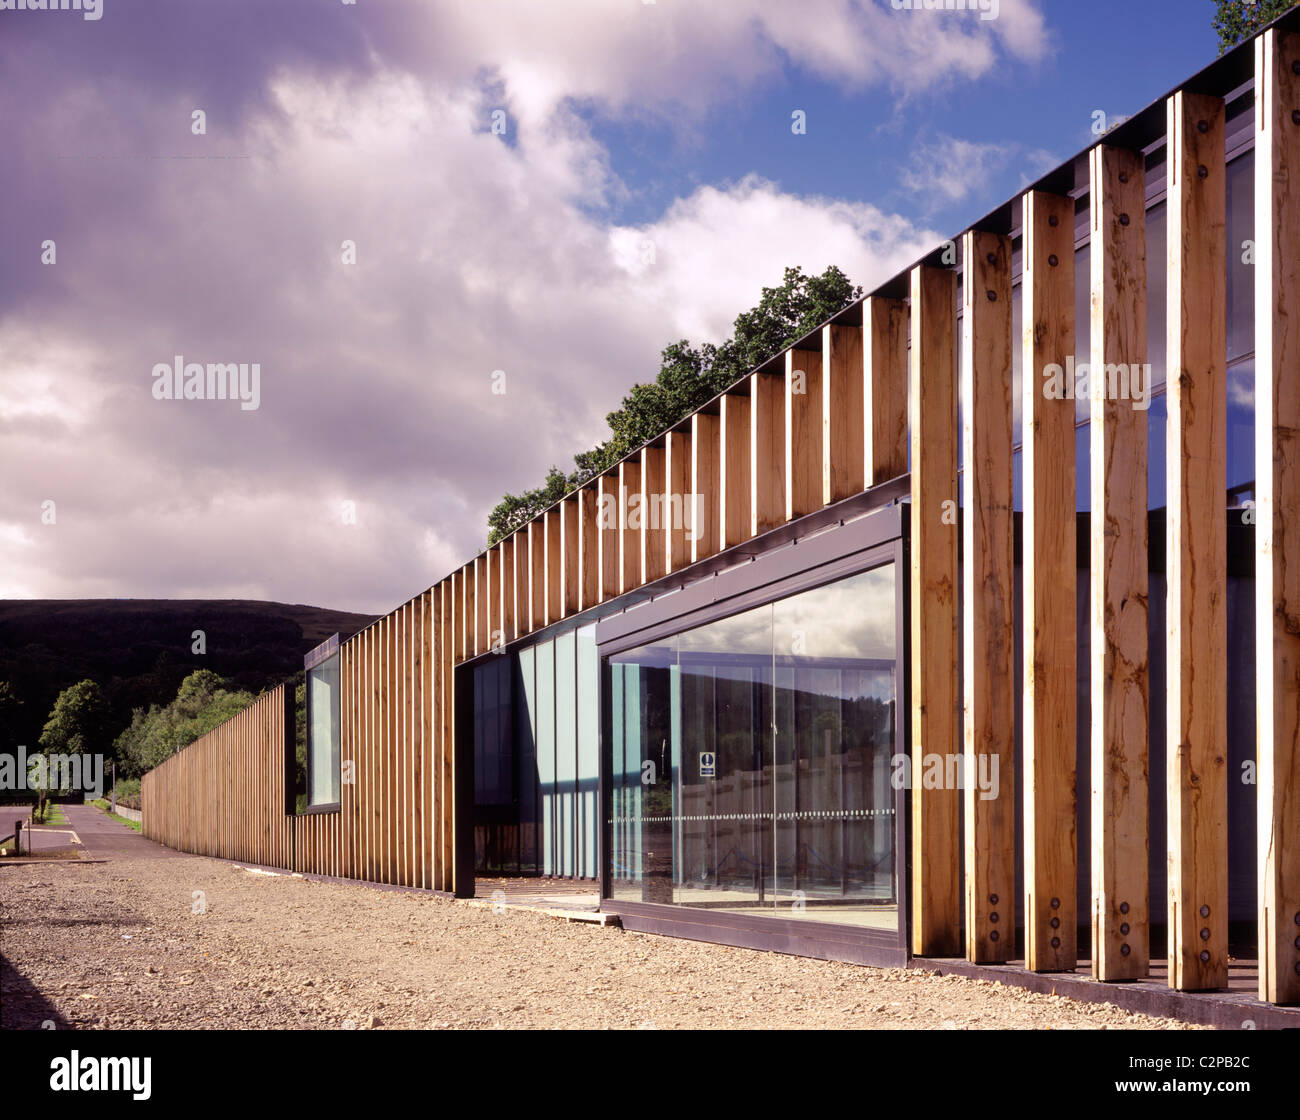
[486, 264, 862, 543]
[114, 670, 256, 776]
[38, 679, 110, 757]
[1213, 0, 1298, 53]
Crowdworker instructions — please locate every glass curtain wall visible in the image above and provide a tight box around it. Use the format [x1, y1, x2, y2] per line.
[473, 625, 600, 877]
[608, 563, 898, 929]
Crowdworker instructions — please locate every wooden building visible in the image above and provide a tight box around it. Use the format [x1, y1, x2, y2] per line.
[144, 16, 1300, 1010]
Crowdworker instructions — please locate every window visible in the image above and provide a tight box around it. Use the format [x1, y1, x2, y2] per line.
[607, 563, 899, 929]
[306, 636, 341, 809]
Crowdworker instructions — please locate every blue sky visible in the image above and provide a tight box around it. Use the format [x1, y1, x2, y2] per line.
[588, 2, 1223, 233]
[0, 0, 1245, 612]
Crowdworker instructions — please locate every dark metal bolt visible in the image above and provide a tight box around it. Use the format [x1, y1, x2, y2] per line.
[986, 289, 997, 302]
[1120, 923, 1130, 936]
[1051, 898, 1060, 910]
[1200, 950, 1211, 963]
[1118, 171, 1129, 184]
[986, 252, 997, 265]
[1050, 917, 1060, 929]
[1295, 961, 1300, 975]
[1200, 905, 1210, 918]
[1119, 213, 1131, 227]
[1294, 935, 1300, 950]
[1293, 60, 1300, 75]
[1048, 254, 1059, 267]
[1293, 110, 1300, 126]
[1200, 927, 1211, 941]
[1295, 912, 1300, 925]
[1197, 119, 1210, 134]
[1121, 943, 1131, 956]
[1048, 214, 1059, 227]
[1051, 937, 1061, 949]
[990, 912, 999, 923]
[989, 894, 999, 905]
[1120, 902, 1130, 915]
[1198, 165, 1208, 180]
[990, 929, 999, 942]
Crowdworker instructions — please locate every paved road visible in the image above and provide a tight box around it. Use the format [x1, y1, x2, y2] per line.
[0, 805, 28, 846]
[0, 802, 183, 860]
[61, 802, 186, 859]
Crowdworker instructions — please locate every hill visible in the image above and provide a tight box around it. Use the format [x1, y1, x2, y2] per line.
[0, 599, 375, 757]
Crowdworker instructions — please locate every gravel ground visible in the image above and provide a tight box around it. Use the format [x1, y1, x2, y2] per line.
[0, 853, 1198, 1030]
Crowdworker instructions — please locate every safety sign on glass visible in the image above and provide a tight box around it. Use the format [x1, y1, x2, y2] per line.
[699, 751, 716, 778]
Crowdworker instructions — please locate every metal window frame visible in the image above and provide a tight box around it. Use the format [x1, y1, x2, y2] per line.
[596, 500, 910, 968]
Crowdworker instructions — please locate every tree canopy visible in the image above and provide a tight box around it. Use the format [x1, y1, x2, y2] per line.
[114, 669, 256, 777]
[1213, 0, 1298, 52]
[38, 679, 110, 756]
[487, 264, 862, 544]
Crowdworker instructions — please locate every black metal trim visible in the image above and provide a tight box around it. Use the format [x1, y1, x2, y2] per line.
[301, 802, 340, 816]
[605, 899, 908, 969]
[453, 663, 477, 899]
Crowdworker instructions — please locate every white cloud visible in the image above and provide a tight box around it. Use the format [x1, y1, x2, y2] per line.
[0, 1, 1047, 611]
[901, 134, 1062, 211]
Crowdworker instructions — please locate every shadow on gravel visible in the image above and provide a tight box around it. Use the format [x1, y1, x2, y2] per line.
[0, 953, 69, 1029]
[4, 915, 132, 928]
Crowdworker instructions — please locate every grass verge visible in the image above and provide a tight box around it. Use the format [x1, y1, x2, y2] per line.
[92, 799, 142, 832]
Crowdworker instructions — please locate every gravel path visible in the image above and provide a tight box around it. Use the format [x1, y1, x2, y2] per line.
[0, 847, 1199, 1030]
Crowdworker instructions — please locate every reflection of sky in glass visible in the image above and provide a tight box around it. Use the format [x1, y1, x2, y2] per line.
[678, 604, 771, 657]
[773, 567, 895, 661]
[610, 564, 896, 672]
[1227, 151, 1254, 363]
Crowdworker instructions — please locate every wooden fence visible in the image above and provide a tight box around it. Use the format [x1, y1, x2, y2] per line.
[142, 24, 1300, 1006]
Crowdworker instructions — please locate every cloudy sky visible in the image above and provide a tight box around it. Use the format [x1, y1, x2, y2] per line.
[1, 0, 1222, 614]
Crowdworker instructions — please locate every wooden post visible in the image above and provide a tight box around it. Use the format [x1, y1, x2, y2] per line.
[1166, 89, 1228, 992]
[1089, 143, 1149, 982]
[665, 429, 691, 574]
[528, 521, 544, 633]
[961, 229, 1015, 964]
[619, 459, 642, 595]
[785, 347, 823, 520]
[597, 473, 620, 603]
[691, 413, 721, 562]
[500, 534, 517, 644]
[641, 445, 667, 585]
[1021, 189, 1078, 973]
[577, 485, 600, 611]
[485, 549, 499, 654]
[866, 296, 909, 487]
[1255, 27, 1300, 1006]
[909, 263, 961, 957]
[560, 496, 580, 618]
[751, 371, 785, 536]
[545, 508, 562, 627]
[720, 394, 751, 549]
[822, 323, 864, 504]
